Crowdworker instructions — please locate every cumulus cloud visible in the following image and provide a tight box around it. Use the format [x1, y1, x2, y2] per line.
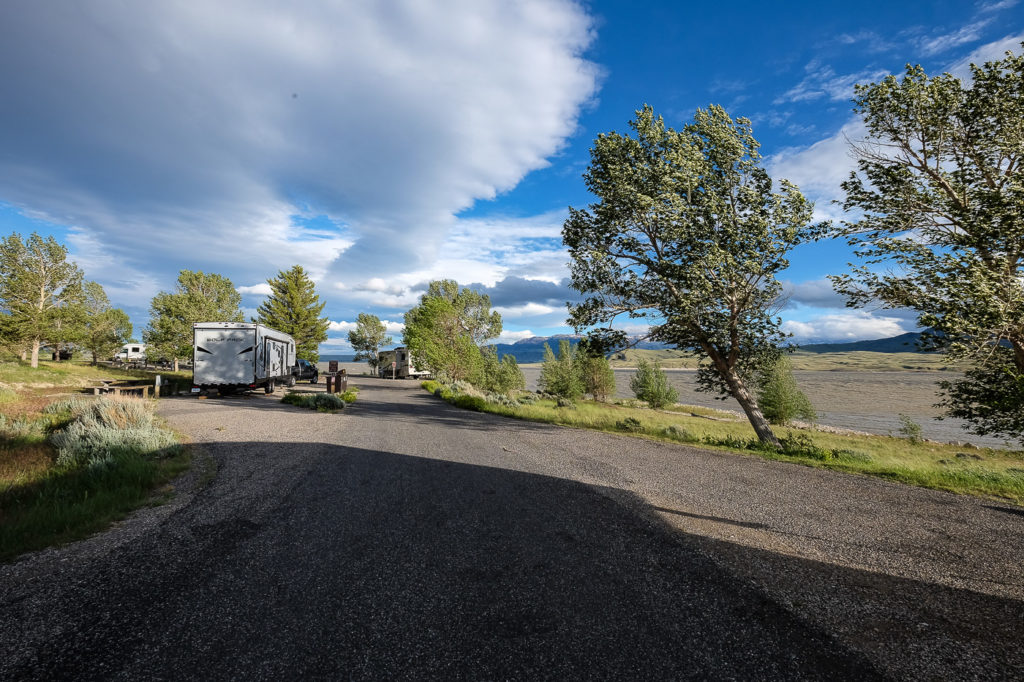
[328, 319, 403, 335]
[494, 302, 560, 318]
[782, 312, 911, 343]
[237, 283, 273, 296]
[494, 329, 538, 344]
[0, 1, 599, 299]
[782, 279, 847, 309]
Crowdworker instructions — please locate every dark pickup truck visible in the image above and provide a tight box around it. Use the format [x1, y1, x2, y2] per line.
[293, 358, 319, 384]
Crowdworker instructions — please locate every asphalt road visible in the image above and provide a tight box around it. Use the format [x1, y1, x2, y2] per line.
[1, 378, 1022, 679]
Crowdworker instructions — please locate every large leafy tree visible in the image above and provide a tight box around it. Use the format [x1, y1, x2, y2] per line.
[564, 106, 814, 446]
[0, 232, 84, 368]
[347, 313, 392, 371]
[255, 265, 329, 361]
[145, 270, 244, 371]
[833, 48, 1024, 443]
[81, 281, 133, 365]
[403, 280, 502, 381]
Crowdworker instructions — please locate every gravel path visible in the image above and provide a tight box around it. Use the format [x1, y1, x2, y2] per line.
[1, 378, 1022, 679]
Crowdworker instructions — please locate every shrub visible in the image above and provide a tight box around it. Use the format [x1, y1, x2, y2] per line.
[539, 341, 584, 399]
[577, 353, 616, 401]
[282, 392, 345, 412]
[662, 424, 696, 442]
[453, 394, 486, 411]
[516, 393, 539, 405]
[757, 355, 816, 425]
[555, 396, 576, 408]
[616, 417, 643, 432]
[778, 431, 832, 461]
[48, 397, 178, 468]
[898, 414, 923, 444]
[630, 359, 678, 409]
[341, 390, 358, 403]
[478, 346, 526, 394]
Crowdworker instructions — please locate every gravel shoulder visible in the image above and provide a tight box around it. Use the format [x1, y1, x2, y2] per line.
[1, 378, 1021, 679]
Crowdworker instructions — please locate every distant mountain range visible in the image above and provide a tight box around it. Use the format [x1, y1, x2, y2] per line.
[321, 331, 931, 365]
[797, 332, 928, 354]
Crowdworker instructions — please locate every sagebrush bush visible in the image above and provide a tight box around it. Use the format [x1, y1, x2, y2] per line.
[48, 397, 177, 468]
[555, 396, 575, 408]
[282, 392, 345, 411]
[453, 394, 486, 411]
[616, 417, 643, 432]
[0, 414, 44, 439]
[662, 425, 696, 442]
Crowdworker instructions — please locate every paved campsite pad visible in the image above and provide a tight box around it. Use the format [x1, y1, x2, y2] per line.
[1, 379, 1021, 679]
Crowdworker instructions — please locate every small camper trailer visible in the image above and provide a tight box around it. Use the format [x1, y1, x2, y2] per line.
[116, 344, 147, 362]
[377, 346, 430, 379]
[192, 323, 296, 394]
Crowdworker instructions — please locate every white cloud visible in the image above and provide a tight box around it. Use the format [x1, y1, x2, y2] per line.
[327, 319, 403, 335]
[0, 1, 599, 295]
[494, 329, 537, 344]
[917, 20, 992, 56]
[782, 312, 911, 343]
[237, 283, 273, 296]
[774, 61, 889, 105]
[494, 302, 559, 318]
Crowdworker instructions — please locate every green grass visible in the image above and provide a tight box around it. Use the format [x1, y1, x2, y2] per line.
[422, 384, 1024, 505]
[606, 349, 957, 372]
[0, 360, 191, 562]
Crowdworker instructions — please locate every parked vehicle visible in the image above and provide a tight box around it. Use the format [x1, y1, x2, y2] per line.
[293, 358, 319, 384]
[192, 323, 296, 394]
[116, 343, 147, 362]
[377, 347, 430, 379]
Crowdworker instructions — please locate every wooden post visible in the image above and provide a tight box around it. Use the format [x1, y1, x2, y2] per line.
[154, 375, 161, 398]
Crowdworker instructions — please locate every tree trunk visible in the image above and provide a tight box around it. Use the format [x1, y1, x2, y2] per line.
[701, 342, 780, 447]
[19, 349, 26, 362]
[30, 338, 40, 368]
[726, 372, 780, 448]
[173, 357, 179, 373]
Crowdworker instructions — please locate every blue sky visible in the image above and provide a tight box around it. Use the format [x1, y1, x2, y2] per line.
[1, 0, 1022, 351]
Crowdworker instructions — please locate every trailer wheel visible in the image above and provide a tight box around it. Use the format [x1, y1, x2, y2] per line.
[265, 380, 275, 394]
[287, 376, 296, 387]
[311, 373, 318, 384]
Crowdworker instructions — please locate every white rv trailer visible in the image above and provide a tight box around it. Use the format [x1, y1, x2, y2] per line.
[116, 343, 147, 362]
[377, 346, 430, 379]
[192, 322, 296, 394]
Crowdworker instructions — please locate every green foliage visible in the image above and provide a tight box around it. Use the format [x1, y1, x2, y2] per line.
[833, 47, 1024, 445]
[348, 313, 392, 371]
[661, 424, 697, 442]
[757, 355, 816, 425]
[616, 417, 643, 432]
[255, 265, 329, 362]
[281, 392, 345, 412]
[144, 270, 244, 365]
[539, 340, 584, 399]
[48, 398, 179, 468]
[341, 389, 358, 403]
[897, 414, 924, 444]
[403, 280, 500, 381]
[564, 105, 814, 445]
[629, 358, 678, 409]
[478, 346, 526, 394]
[81, 281, 132, 365]
[453, 394, 487, 411]
[0, 232, 85, 367]
[575, 344, 616, 401]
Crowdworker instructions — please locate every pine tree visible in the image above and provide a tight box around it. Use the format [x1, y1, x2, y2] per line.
[255, 265, 329, 362]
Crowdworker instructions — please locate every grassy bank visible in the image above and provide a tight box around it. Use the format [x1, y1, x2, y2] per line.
[0, 359, 189, 561]
[422, 381, 1024, 505]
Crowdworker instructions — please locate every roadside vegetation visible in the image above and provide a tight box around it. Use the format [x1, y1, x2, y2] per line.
[607, 348, 954, 372]
[0, 358, 187, 561]
[421, 379, 1024, 505]
[281, 385, 357, 412]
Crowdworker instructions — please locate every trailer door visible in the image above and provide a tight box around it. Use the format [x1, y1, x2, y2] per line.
[264, 338, 286, 378]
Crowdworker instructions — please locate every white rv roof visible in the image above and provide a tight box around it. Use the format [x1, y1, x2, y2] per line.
[194, 322, 259, 329]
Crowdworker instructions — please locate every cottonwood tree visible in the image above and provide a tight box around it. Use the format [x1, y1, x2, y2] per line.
[347, 313, 392, 371]
[145, 270, 244, 371]
[255, 265, 330, 361]
[403, 280, 502, 381]
[833, 48, 1024, 443]
[564, 106, 814, 446]
[81, 281, 133, 365]
[0, 232, 84, 368]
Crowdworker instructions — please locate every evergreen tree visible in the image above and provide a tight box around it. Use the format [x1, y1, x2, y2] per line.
[0, 232, 84, 368]
[145, 270, 244, 371]
[348, 313, 392, 371]
[255, 265, 329, 361]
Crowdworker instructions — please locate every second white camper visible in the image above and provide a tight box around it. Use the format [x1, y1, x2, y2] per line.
[192, 322, 296, 394]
